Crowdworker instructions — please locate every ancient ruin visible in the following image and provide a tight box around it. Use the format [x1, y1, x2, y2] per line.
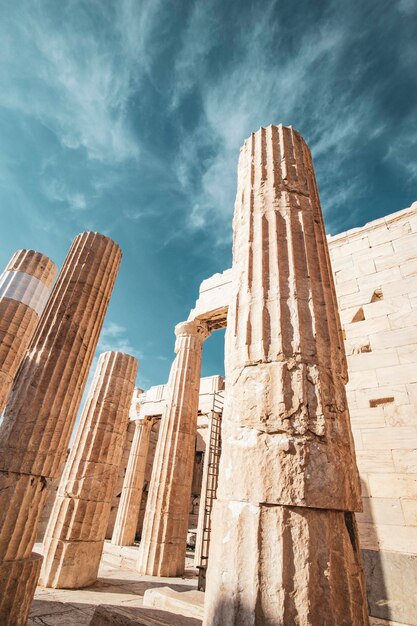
[111, 415, 157, 547]
[0, 232, 121, 625]
[137, 319, 210, 577]
[202, 125, 368, 624]
[0, 126, 416, 626]
[39, 351, 138, 588]
[0, 249, 56, 413]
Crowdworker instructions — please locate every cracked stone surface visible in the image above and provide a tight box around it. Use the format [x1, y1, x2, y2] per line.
[0, 232, 121, 625]
[203, 125, 369, 625]
[40, 351, 138, 589]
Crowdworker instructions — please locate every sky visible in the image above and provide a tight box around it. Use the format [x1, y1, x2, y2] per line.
[0, 0, 416, 391]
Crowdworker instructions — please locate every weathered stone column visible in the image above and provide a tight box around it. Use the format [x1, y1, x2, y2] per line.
[111, 416, 155, 546]
[40, 351, 138, 588]
[137, 319, 209, 577]
[0, 249, 56, 413]
[203, 125, 369, 625]
[0, 232, 121, 626]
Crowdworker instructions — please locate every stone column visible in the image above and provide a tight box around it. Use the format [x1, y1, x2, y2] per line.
[0, 249, 56, 413]
[40, 351, 138, 588]
[0, 232, 121, 626]
[203, 125, 369, 626]
[111, 417, 155, 546]
[137, 319, 209, 577]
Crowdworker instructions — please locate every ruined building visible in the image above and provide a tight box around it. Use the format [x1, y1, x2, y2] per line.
[0, 125, 415, 626]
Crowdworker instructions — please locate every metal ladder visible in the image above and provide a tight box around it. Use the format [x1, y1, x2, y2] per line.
[197, 391, 223, 590]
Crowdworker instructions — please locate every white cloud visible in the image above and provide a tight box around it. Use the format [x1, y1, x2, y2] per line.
[384, 114, 417, 183]
[170, 0, 415, 238]
[98, 321, 142, 360]
[42, 177, 87, 212]
[0, 1, 162, 163]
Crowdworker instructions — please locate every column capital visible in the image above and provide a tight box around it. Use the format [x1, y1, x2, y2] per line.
[174, 319, 210, 342]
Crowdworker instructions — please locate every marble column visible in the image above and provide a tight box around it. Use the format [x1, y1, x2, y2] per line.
[0, 232, 121, 625]
[0, 249, 56, 413]
[111, 417, 155, 546]
[40, 351, 138, 588]
[203, 125, 369, 625]
[137, 319, 209, 577]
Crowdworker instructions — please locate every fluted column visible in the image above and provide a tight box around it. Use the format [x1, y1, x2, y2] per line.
[0, 250, 56, 413]
[0, 232, 121, 625]
[203, 125, 369, 625]
[137, 319, 209, 577]
[40, 351, 138, 588]
[111, 417, 155, 546]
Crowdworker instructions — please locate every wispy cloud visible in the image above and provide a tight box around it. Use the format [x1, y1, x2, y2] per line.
[0, 5, 140, 163]
[98, 321, 142, 360]
[169, 0, 416, 237]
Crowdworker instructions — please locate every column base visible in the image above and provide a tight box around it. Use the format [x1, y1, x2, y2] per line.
[137, 538, 186, 577]
[0, 552, 43, 626]
[203, 500, 369, 626]
[39, 538, 104, 589]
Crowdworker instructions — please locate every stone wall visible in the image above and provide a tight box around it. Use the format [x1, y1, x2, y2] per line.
[328, 202, 417, 625]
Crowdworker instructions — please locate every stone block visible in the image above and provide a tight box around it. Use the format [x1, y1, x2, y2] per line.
[345, 236, 371, 254]
[344, 316, 390, 340]
[401, 257, 417, 278]
[339, 287, 377, 310]
[368, 473, 417, 499]
[353, 256, 377, 277]
[361, 427, 417, 450]
[356, 497, 404, 526]
[376, 364, 416, 386]
[143, 587, 204, 619]
[337, 278, 359, 296]
[370, 328, 417, 350]
[362, 548, 417, 625]
[383, 404, 417, 427]
[388, 308, 417, 330]
[355, 451, 395, 474]
[401, 499, 417, 527]
[363, 297, 411, 320]
[347, 350, 399, 373]
[204, 500, 368, 625]
[357, 267, 402, 292]
[355, 385, 409, 409]
[382, 275, 417, 299]
[347, 370, 379, 390]
[392, 449, 417, 473]
[377, 523, 417, 554]
[332, 254, 354, 272]
[397, 343, 417, 365]
[349, 408, 385, 429]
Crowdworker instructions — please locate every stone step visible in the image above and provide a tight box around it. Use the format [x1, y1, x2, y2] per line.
[101, 541, 139, 570]
[89, 605, 202, 626]
[143, 587, 204, 620]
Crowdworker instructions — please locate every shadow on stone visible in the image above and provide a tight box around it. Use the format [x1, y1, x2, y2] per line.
[89, 604, 202, 625]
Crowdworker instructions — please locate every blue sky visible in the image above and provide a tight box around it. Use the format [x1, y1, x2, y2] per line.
[0, 0, 416, 390]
